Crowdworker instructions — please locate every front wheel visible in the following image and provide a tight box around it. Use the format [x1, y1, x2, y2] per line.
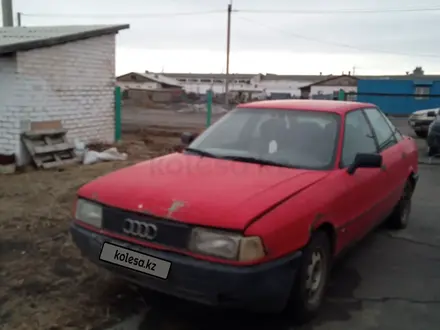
[286, 231, 331, 324]
[386, 181, 413, 230]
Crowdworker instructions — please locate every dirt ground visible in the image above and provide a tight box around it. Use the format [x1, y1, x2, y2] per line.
[121, 106, 224, 131]
[0, 127, 188, 330]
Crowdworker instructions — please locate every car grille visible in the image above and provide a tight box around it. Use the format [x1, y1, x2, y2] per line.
[101, 206, 192, 249]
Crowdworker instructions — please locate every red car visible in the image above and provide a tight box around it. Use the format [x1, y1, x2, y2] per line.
[71, 100, 419, 323]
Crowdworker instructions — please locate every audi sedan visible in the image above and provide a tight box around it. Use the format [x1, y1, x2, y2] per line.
[70, 99, 419, 324]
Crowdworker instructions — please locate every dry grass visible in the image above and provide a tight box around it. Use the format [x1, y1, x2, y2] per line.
[0, 129, 180, 330]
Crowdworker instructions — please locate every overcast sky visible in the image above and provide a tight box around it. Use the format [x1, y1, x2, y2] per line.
[3, 0, 440, 75]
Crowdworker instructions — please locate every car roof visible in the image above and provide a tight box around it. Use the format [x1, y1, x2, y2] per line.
[237, 99, 376, 114]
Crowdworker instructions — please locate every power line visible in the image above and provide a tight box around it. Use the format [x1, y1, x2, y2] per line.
[236, 6, 440, 15]
[21, 9, 224, 19]
[236, 16, 440, 59]
[20, 6, 440, 19]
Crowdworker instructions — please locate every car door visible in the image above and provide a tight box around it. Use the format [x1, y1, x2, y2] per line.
[382, 111, 418, 171]
[331, 109, 384, 250]
[363, 108, 405, 215]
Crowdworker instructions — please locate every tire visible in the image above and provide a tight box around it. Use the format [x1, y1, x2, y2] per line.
[386, 181, 413, 230]
[415, 131, 427, 138]
[286, 231, 331, 325]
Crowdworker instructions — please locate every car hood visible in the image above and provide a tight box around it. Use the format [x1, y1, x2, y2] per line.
[411, 108, 439, 116]
[78, 153, 329, 230]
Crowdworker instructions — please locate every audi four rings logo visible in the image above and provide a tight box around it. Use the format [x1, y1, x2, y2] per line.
[123, 219, 158, 240]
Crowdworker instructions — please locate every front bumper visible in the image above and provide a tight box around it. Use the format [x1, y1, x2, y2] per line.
[70, 222, 302, 313]
[408, 118, 433, 132]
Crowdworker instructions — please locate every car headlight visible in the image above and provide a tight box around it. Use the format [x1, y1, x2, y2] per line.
[75, 198, 102, 228]
[189, 227, 266, 262]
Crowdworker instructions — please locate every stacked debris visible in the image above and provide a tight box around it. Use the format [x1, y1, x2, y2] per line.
[21, 123, 128, 170]
[21, 128, 77, 169]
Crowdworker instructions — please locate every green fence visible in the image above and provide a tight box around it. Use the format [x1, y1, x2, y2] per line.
[114, 86, 122, 142]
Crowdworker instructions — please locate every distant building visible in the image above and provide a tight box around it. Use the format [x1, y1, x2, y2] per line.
[160, 72, 256, 95]
[299, 74, 358, 100]
[116, 72, 182, 90]
[159, 71, 440, 106]
[160, 72, 325, 97]
[117, 72, 183, 105]
[254, 73, 324, 98]
[357, 76, 440, 115]
[0, 24, 129, 165]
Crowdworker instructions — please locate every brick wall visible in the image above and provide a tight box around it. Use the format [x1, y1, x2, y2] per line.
[0, 34, 116, 165]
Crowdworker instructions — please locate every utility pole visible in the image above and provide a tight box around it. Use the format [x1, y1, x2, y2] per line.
[17, 12, 21, 26]
[1, 0, 14, 27]
[224, 2, 232, 106]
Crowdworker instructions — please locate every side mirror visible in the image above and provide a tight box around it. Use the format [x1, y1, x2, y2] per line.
[181, 132, 198, 145]
[427, 111, 436, 117]
[347, 153, 382, 175]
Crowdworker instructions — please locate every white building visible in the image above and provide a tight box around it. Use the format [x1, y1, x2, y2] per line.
[161, 72, 324, 98]
[161, 72, 257, 95]
[0, 24, 129, 165]
[253, 74, 324, 98]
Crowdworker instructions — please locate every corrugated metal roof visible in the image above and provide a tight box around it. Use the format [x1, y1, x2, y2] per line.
[261, 73, 325, 81]
[162, 72, 440, 82]
[361, 74, 440, 80]
[162, 72, 257, 80]
[0, 25, 129, 54]
[139, 72, 182, 87]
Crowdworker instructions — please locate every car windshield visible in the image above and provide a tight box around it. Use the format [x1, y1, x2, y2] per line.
[186, 108, 340, 170]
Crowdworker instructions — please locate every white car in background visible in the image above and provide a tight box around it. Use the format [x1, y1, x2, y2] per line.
[408, 107, 440, 138]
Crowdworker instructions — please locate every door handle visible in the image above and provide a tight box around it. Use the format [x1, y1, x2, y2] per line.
[402, 152, 407, 159]
[381, 164, 387, 171]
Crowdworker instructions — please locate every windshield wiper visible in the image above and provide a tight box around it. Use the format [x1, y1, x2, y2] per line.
[184, 147, 218, 158]
[379, 128, 399, 150]
[221, 155, 292, 168]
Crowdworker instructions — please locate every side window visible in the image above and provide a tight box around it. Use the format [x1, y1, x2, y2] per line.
[394, 129, 403, 141]
[341, 110, 377, 167]
[381, 112, 403, 141]
[364, 108, 397, 150]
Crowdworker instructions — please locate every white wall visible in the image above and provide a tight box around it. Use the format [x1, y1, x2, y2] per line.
[181, 81, 255, 94]
[258, 79, 314, 97]
[178, 79, 314, 97]
[310, 85, 357, 97]
[117, 81, 159, 90]
[0, 34, 116, 165]
[170, 73, 318, 97]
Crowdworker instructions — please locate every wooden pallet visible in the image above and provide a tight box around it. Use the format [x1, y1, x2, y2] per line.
[21, 129, 78, 169]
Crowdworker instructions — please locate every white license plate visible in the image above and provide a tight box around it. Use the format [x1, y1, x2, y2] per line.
[410, 121, 416, 127]
[99, 242, 171, 279]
